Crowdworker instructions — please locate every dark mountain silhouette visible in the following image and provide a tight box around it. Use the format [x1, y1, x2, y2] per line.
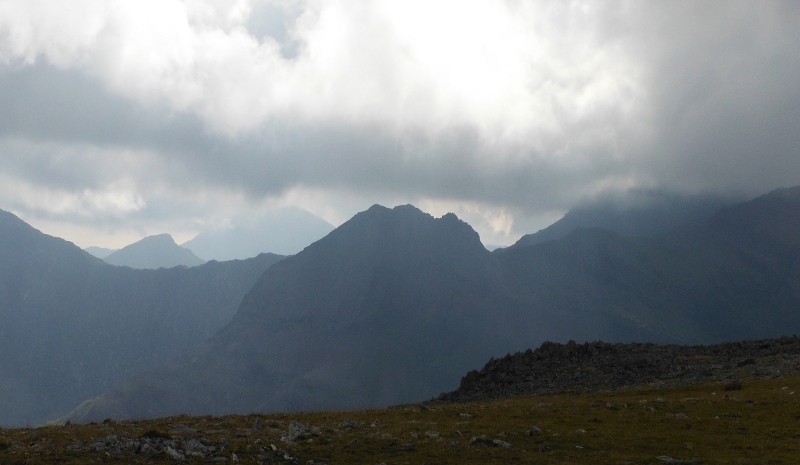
[66, 205, 528, 420]
[84, 245, 115, 258]
[63, 187, 800, 423]
[0, 209, 283, 426]
[182, 207, 335, 260]
[496, 187, 800, 344]
[509, 189, 735, 249]
[103, 233, 205, 269]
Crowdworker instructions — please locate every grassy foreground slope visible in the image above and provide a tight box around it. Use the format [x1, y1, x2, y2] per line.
[4, 375, 800, 464]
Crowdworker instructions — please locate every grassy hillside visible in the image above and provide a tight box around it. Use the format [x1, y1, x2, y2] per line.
[5, 374, 800, 464]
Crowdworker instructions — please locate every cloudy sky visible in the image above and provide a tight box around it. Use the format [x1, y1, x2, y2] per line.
[1, 0, 799, 248]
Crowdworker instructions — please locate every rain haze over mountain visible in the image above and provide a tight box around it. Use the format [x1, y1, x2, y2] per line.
[1, 1, 799, 248]
[182, 206, 334, 260]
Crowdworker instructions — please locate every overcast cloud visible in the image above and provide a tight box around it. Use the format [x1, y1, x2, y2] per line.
[0, 0, 798, 248]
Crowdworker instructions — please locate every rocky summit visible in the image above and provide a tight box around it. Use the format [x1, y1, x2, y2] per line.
[439, 335, 800, 403]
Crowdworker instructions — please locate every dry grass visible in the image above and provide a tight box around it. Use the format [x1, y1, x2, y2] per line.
[3, 375, 800, 464]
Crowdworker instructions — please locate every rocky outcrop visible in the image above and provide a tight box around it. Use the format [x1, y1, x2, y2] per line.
[33, 420, 320, 463]
[439, 335, 800, 403]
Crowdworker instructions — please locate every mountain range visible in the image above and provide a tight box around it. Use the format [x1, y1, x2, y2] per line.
[83, 207, 334, 268]
[0, 210, 283, 426]
[62, 186, 800, 423]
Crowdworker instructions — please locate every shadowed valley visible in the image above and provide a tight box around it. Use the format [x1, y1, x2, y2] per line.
[0, 210, 284, 426]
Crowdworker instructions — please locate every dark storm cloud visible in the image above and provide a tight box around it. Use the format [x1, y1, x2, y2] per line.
[217, 1, 800, 210]
[0, 63, 198, 147]
[625, 2, 800, 196]
[0, 1, 799, 246]
[0, 62, 627, 216]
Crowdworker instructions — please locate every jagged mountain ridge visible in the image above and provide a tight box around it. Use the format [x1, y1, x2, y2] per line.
[0, 210, 284, 427]
[66, 205, 534, 420]
[64, 189, 800, 423]
[103, 233, 205, 269]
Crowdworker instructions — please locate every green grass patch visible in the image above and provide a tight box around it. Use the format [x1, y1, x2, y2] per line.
[2, 376, 800, 463]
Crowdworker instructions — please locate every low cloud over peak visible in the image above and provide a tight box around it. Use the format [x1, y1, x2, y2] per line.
[1, 1, 798, 248]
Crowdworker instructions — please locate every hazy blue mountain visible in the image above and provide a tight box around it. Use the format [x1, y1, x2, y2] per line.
[62, 188, 800, 423]
[0, 209, 283, 426]
[509, 189, 735, 249]
[182, 207, 335, 260]
[84, 246, 116, 258]
[103, 233, 205, 269]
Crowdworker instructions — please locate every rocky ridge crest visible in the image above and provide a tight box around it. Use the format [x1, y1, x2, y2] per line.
[439, 335, 800, 403]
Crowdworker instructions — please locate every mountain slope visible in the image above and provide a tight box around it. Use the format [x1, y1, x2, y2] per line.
[0, 210, 283, 426]
[497, 188, 800, 344]
[104, 233, 205, 269]
[65, 188, 800, 423]
[509, 190, 734, 249]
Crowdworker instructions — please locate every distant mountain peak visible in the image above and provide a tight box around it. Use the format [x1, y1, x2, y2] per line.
[145, 232, 173, 240]
[326, 204, 482, 252]
[353, 203, 429, 220]
[104, 233, 205, 269]
[133, 233, 176, 246]
[182, 207, 334, 260]
[84, 246, 116, 259]
[353, 204, 467, 226]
